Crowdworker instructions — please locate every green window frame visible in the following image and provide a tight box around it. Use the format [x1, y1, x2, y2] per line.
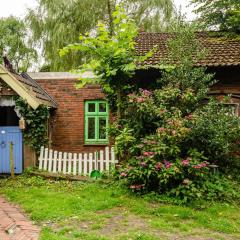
[84, 100, 109, 144]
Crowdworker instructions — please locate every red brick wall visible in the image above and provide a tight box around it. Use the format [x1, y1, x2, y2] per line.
[36, 78, 109, 153]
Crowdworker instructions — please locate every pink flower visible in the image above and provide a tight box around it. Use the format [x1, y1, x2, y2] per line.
[157, 127, 165, 133]
[120, 172, 127, 177]
[141, 89, 152, 97]
[140, 162, 148, 167]
[143, 152, 155, 156]
[136, 97, 145, 103]
[164, 160, 172, 169]
[182, 159, 190, 166]
[150, 141, 157, 145]
[193, 162, 208, 169]
[185, 114, 193, 120]
[155, 162, 163, 170]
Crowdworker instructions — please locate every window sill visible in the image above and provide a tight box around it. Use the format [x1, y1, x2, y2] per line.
[84, 142, 109, 146]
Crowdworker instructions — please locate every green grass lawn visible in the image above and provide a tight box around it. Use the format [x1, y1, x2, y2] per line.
[0, 175, 239, 240]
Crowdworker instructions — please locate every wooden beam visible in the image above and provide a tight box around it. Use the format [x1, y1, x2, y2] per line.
[0, 65, 41, 109]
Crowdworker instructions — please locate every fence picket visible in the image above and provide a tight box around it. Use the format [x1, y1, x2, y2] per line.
[83, 153, 88, 175]
[63, 152, 67, 174]
[39, 146, 44, 170]
[53, 151, 58, 173]
[78, 153, 82, 175]
[58, 152, 63, 172]
[100, 150, 104, 171]
[39, 146, 118, 176]
[68, 153, 72, 174]
[94, 152, 98, 170]
[105, 147, 110, 171]
[43, 148, 48, 170]
[89, 153, 93, 175]
[73, 153, 77, 175]
[48, 150, 53, 172]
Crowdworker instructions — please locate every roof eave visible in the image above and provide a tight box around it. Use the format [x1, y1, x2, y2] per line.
[0, 65, 48, 109]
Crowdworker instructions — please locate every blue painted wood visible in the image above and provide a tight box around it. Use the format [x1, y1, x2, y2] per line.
[0, 127, 23, 174]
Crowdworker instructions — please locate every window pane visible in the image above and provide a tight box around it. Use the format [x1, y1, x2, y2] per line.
[99, 102, 107, 112]
[88, 117, 96, 139]
[88, 103, 96, 112]
[99, 117, 107, 139]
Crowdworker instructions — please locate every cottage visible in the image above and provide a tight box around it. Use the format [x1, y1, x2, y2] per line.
[0, 32, 240, 174]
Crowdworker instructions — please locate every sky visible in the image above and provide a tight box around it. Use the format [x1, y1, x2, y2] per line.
[0, 0, 197, 20]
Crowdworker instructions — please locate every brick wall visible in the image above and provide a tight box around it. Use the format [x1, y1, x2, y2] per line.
[36, 78, 109, 153]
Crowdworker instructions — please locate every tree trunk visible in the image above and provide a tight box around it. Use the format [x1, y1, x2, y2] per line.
[117, 90, 122, 120]
[107, 0, 114, 36]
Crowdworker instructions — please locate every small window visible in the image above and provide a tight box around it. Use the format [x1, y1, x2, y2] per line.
[85, 100, 109, 144]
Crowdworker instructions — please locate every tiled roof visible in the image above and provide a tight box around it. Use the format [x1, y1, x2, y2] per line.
[20, 73, 57, 107]
[0, 64, 57, 108]
[135, 32, 240, 67]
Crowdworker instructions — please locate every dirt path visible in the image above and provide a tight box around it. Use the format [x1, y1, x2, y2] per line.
[0, 196, 40, 240]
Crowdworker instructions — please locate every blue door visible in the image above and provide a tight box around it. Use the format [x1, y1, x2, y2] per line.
[0, 127, 23, 174]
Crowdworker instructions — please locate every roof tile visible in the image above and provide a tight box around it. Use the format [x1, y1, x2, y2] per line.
[136, 32, 240, 67]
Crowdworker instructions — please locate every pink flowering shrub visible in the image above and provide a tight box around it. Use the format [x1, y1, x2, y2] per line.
[110, 29, 240, 201]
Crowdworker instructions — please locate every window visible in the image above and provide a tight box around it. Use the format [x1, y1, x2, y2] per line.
[84, 100, 109, 144]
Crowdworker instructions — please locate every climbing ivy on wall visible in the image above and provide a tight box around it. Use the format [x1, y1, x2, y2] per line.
[15, 97, 50, 153]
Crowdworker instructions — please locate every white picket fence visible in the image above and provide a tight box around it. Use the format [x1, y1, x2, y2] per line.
[38, 146, 118, 176]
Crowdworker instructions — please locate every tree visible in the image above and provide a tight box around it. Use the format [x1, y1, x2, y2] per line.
[191, 0, 240, 33]
[0, 17, 37, 72]
[27, 0, 174, 71]
[60, 5, 154, 119]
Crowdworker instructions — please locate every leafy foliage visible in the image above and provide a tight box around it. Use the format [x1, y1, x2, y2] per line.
[15, 97, 50, 152]
[187, 100, 240, 172]
[111, 24, 240, 201]
[27, 0, 173, 71]
[61, 6, 155, 118]
[0, 17, 37, 72]
[191, 0, 240, 34]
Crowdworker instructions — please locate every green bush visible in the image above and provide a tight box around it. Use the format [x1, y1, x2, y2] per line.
[186, 100, 240, 172]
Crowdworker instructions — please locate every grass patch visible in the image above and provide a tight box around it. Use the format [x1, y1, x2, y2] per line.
[0, 175, 239, 240]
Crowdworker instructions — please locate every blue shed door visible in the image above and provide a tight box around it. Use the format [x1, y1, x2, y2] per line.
[0, 127, 23, 174]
